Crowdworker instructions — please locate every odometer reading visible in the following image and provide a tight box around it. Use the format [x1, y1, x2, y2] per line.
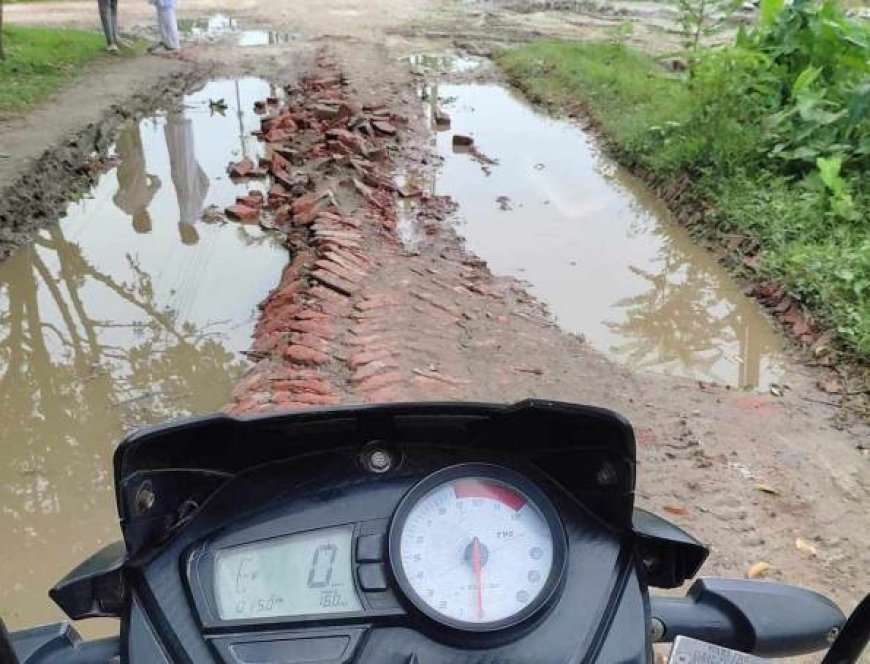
[214, 526, 361, 620]
[395, 471, 559, 628]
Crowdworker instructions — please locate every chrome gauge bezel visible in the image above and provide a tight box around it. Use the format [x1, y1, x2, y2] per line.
[388, 463, 568, 633]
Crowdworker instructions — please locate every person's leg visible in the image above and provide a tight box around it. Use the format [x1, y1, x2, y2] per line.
[97, 0, 116, 47]
[109, 0, 119, 45]
[158, 5, 181, 50]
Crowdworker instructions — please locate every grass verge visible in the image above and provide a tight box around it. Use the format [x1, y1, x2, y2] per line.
[496, 40, 869, 365]
[1, 25, 112, 113]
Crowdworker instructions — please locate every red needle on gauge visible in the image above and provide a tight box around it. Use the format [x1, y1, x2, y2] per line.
[471, 536, 484, 619]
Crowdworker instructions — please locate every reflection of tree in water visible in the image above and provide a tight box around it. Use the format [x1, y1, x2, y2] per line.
[605, 229, 773, 388]
[0, 223, 246, 517]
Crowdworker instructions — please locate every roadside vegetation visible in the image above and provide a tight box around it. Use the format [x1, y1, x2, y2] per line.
[496, 0, 869, 362]
[0, 25, 109, 112]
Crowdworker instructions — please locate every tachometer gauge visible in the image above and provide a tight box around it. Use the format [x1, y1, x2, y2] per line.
[389, 464, 566, 632]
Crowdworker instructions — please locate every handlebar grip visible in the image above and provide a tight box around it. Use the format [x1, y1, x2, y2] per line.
[7, 623, 119, 664]
[651, 578, 845, 658]
[35, 637, 119, 664]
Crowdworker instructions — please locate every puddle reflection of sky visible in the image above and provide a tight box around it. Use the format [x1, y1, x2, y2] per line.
[428, 83, 785, 389]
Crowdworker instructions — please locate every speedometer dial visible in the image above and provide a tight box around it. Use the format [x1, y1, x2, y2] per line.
[390, 464, 566, 631]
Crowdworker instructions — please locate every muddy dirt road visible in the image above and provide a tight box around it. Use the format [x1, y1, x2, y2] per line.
[1, 0, 867, 650]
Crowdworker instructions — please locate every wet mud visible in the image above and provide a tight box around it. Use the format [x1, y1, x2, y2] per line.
[0, 78, 287, 632]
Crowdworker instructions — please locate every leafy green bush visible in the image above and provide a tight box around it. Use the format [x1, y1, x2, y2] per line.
[687, 0, 870, 180]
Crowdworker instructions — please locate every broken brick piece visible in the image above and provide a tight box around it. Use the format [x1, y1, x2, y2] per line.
[290, 333, 331, 353]
[270, 151, 290, 175]
[371, 120, 397, 135]
[228, 157, 255, 178]
[288, 318, 336, 339]
[351, 360, 399, 385]
[357, 370, 405, 392]
[225, 204, 260, 222]
[349, 349, 393, 370]
[311, 269, 357, 297]
[285, 344, 330, 366]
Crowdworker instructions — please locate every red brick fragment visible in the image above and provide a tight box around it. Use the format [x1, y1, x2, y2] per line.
[228, 157, 255, 178]
[268, 367, 323, 381]
[349, 349, 393, 370]
[290, 333, 331, 353]
[251, 331, 282, 355]
[270, 151, 290, 175]
[271, 379, 336, 396]
[264, 128, 293, 143]
[285, 344, 330, 366]
[351, 360, 399, 385]
[347, 333, 396, 348]
[295, 309, 331, 321]
[226, 204, 260, 222]
[315, 259, 365, 284]
[236, 192, 263, 209]
[308, 285, 348, 304]
[328, 247, 372, 270]
[295, 199, 329, 226]
[289, 318, 336, 338]
[311, 269, 357, 297]
[372, 120, 397, 135]
[292, 191, 324, 216]
[357, 370, 405, 392]
[356, 294, 397, 311]
[289, 392, 340, 406]
[274, 205, 291, 229]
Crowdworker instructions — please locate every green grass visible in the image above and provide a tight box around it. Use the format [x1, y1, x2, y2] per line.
[496, 40, 870, 359]
[0, 25, 108, 113]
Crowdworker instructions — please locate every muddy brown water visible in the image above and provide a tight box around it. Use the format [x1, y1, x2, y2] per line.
[417, 83, 785, 389]
[0, 78, 287, 635]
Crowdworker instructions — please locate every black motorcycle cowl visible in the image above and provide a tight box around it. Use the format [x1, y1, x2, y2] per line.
[114, 399, 638, 559]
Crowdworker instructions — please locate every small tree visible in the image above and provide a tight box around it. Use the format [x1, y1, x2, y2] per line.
[1, 0, 5, 60]
[676, 0, 740, 52]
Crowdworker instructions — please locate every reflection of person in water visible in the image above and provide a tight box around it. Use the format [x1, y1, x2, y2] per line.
[113, 124, 161, 233]
[164, 112, 209, 245]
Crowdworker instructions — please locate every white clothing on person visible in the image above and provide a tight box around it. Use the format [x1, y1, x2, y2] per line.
[152, 0, 181, 49]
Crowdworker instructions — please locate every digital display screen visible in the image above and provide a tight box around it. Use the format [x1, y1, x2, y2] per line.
[214, 526, 362, 620]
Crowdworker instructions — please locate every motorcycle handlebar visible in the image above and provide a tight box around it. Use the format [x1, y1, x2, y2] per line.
[650, 578, 845, 658]
[3, 622, 119, 664]
[29, 637, 120, 664]
[5, 580, 845, 662]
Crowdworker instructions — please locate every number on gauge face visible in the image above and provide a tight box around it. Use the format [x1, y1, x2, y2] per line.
[392, 466, 564, 630]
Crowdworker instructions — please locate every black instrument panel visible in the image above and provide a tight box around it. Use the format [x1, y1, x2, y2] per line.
[122, 401, 658, 663]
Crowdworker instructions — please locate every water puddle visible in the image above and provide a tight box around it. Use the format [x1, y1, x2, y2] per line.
[425, 84, 785, 388]
[238, 30, 298, 47]
[402, 53, 485, 75]
[181, 14, 298, 47]
[0, 78, 287, 633]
